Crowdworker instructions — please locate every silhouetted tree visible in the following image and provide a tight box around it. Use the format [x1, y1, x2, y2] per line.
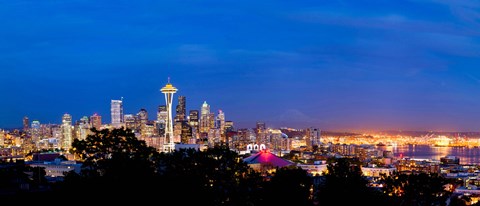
[379, 171, 452, 206]
[62, 127, 161, 203]
[71, 127, 159, 177]
[0, 161, 29, 194]
[28, 166, 47, 187]
[263, 166, 313, 206]
[0, 161, 55, 204]
[316, 157, 387, 206]
[449, 194, 472, 206]
[158, 145, 263, 205]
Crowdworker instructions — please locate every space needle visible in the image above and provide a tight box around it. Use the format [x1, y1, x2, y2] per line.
[161, 77, 177, 152]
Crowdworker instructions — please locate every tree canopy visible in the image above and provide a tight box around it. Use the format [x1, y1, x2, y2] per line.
[158, 145, 264, 205]
[10, 127, 458, 206]
[316, 157, 387, 206]
[61, 127, 161, 203]
[263, 166, 313, 206]
[62, 128, 264, 205]
[379, 171, 452, 206]
[70, 127, 159, 179]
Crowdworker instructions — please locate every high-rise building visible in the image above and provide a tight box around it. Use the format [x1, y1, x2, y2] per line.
[256, 122, 266, 133]
[174, 121, 182, 143]
[90, 113, 102, 130]
[111, 98, 124, 128]
[201, 101, 210, 117]
[216, 110, 225, 134]
[51, 125, 62, 149]
[188, 110, 199, 137]
[224, 121, 234, 147]
[156, 105, 167, 137]
[124, 114, 136, 131]
[137, 108, 148, 130]
[39, 124, 53, 139]
[23, 116, 29, 133]
[199, 101, 211, 134]
[0, 130, 4, 147]
[188, 110, 199, 125]
[157, 105, 167, 123]
[173, 96, 187, 143]
[256, 122, 266, 144]
[142, 123, 155, 138]
[61, 113, 73, 151]
[225, 121, 234, 132]
[181, 122, 192, 144]
[208, 113, 215, 130]
[75, 116, 90, 140]
[306, 127, 321, 149]
[175, 96, 186, 122]
[137, 109, 148, 125]
[137, 109, 148, 135]
[268, 129, 284, 151]
[160, 78, 177, 152]
[31, 120, 41, 147]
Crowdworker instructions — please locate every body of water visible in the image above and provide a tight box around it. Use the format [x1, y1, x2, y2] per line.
[376, 144, 480, 165]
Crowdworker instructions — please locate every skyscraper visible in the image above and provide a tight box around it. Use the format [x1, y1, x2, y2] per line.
[180, 122, 192, 144]
[225, 121, 234, 132]
[216, 110, 225, 133]
[157, 105, 167, 123]
[201, 101, 210, 117]
[174, 121, 182, 142]
[23, 116, 29, 133]
[111, 98, 124, 128]
[31, 120, 41, 147]
[160, 78, 177, 152]
[208, 113, 215, 130]
[90, 113, 102, 130]
[216, 110, 226, 143]
[137, 109, 148, 124]
[137, 109, 148, 135]
[61, 113, 73, 151]
[188, 110, 199, 138]
[156, 105, 167, 136]
[306, 127, 321, 149]
[124, 114, 136, 131]
[175, 96, 186, 122]
[76, 116, 90, 140]
[256, 122, 266, 144]
[200, 101, 210, 133]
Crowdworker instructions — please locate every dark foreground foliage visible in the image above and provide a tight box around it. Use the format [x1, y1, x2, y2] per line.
[0, 128, 456, 205]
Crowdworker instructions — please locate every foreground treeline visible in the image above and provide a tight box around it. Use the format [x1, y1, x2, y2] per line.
[0, 128, 472, 205]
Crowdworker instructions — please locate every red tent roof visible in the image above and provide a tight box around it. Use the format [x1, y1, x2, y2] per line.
[243, 150, 294, 167]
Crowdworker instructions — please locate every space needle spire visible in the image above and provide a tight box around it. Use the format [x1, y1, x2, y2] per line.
[161, 77, 178, 152]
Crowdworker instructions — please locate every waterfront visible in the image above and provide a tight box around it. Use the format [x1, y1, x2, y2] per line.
[377, 144, 480, 165]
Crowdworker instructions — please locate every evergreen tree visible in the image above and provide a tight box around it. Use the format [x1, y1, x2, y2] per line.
[379, 171, 452, 206]
[158, 145, 263, 205]
[62, 127, 160, 203]
[263, 166, 313, 206]
[316, 157, 386, 206]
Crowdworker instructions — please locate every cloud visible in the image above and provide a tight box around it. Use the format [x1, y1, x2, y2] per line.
[423, 0, 480, 8]
[175, 44, 219, 65]
[465, 73, 480, 84]
[414, 0, 480, 27]
[289, 10, 473, 36]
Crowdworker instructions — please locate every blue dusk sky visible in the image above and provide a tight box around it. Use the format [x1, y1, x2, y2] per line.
[1, 0, 480, 132]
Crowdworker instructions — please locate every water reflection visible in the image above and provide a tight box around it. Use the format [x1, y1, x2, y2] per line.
[376, 145, 480, 165]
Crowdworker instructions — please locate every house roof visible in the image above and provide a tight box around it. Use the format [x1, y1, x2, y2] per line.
[243, 150, 294, 167]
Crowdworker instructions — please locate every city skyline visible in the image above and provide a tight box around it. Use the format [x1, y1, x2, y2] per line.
[1, 1, 480, 132]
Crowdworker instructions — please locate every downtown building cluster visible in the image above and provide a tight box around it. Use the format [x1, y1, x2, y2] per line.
[0, 79, 322, 159]
[108, 82, 235, 152]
